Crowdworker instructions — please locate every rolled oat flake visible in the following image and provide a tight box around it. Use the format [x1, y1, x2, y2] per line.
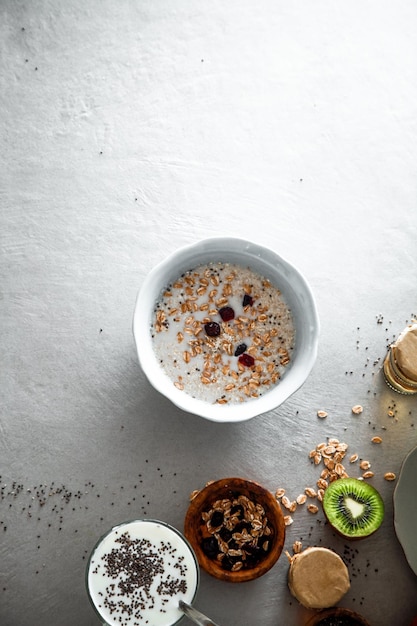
[383, 321, 417, 394]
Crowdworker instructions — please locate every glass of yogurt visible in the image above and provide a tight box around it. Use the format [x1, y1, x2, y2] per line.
[86, 519, 200, 626]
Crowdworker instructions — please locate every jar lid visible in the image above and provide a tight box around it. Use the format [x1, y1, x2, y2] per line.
[394, 322, 417, 382]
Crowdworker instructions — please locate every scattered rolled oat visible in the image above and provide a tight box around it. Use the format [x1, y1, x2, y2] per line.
[317, 478, 328, 491]
[293, 540, 302, 554]
[275, 426, 396, 528]
[308, 440, 350, 483]
[317, 489, 325, 502]
[362, 471, 375, 479]
[352, 405, 363, 414]
[284, 515, 294, 526]
[317, 410, 328, 419]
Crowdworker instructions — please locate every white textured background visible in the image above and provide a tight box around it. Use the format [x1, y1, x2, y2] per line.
[1, 2, 417, 625]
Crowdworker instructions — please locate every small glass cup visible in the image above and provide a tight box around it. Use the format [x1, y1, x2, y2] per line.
[86, 519, 200, 626]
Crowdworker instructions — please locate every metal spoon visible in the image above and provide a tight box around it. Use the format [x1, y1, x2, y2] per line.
[179, 600, 222, 626]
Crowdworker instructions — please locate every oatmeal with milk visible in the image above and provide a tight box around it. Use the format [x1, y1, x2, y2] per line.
[152, 262, 295, 404]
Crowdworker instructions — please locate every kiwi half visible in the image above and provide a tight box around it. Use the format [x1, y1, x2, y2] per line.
[322, 477, 384, 539]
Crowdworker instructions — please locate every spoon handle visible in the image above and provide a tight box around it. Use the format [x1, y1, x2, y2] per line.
[179, 600, 221, 626]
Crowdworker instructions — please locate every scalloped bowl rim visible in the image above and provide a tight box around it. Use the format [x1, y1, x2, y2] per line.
[133, 237, 319, 422]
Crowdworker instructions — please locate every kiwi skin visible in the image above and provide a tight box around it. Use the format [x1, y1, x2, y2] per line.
[322, 477, 384, 540]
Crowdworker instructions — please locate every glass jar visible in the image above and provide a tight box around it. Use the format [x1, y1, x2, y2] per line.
[86, 519, 200, 626]
[383, 322, 417, 394]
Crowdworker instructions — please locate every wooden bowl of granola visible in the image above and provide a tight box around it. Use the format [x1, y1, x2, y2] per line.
[184, 477, 286, 582]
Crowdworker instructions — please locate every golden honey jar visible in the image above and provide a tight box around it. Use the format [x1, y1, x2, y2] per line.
[383, 322, 417, 394]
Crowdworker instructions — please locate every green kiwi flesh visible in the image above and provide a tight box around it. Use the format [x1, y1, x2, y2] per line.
[322, 477, 384, 538]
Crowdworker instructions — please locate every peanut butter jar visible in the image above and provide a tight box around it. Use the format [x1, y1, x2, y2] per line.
[383, 322, 417, 394]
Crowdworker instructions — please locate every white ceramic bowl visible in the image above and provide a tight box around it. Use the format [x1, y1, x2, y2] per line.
[133, 237, 319, 422]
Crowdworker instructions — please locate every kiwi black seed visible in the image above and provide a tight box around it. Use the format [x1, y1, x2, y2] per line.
[322, 477, 384, 539]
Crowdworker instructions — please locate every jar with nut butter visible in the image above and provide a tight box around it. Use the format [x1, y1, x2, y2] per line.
[383, 321, 417, 394]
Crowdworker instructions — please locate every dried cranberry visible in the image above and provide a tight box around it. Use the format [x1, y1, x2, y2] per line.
[238, 353, 255, 367]
[242, 294, 253, 307]
[204, 321, 221, 337]
[234, 343, 247, 357]
[219, 306, 235, 322]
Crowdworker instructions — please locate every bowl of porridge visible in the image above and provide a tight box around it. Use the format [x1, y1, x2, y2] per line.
[133, 237, 319, 422]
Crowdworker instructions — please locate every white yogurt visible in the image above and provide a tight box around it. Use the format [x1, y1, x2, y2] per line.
[87, 520, 199, 626]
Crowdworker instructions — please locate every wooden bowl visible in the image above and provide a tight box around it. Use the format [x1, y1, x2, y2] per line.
[184, 477, 285, 582]
[305, 607, 371, 625]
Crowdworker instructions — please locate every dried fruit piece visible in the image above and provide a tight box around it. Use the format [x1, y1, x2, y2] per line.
[234, 343, 247, 357]
[219, 306, 235, 322]
[202, 536, 219, 558]
[242, 294, 253, 307]
[204, 321, 221, 337]
[238, 353, 255, 367]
